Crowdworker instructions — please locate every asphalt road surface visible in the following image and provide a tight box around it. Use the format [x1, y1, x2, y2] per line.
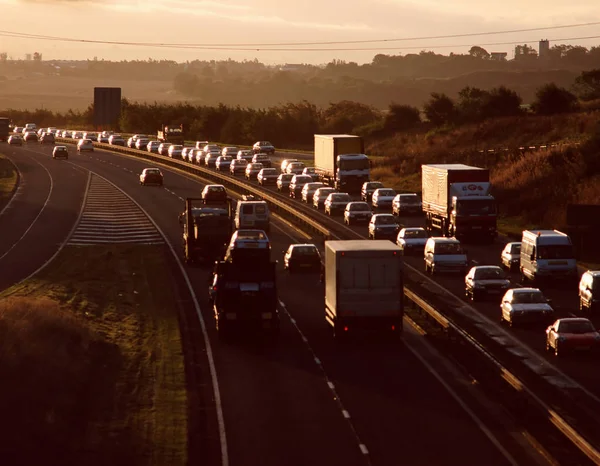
[4, 140, 548, 466]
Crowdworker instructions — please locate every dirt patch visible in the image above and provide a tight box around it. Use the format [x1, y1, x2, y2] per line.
[0, 244, 187, 466]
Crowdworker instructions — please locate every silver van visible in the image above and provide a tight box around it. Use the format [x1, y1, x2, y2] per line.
[520, 230, 577, 283]
[424, 237, 468, 275]
[234, 200, 270, 232]
[579, 270, 600, 312]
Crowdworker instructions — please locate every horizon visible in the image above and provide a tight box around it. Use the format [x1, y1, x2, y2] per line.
[1, 0, 600, 65]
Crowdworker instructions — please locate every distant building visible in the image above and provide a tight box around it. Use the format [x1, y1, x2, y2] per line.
[278, 63, 303, 71]
[490, 52, 507, 61]
[539, 39, 550, 59]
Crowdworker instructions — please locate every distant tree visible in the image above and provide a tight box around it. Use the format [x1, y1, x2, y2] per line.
[514, 44, 537, 61]
[468, 46, 490, 60]
[457, 86, 489, 122]
[384, 103, 421, 132]
[423, 93, 456, 126]
[33, 52, 42, 61]
[322, 100, 381, 133]
[173, 72, 199, 96]
[480, 86, 523, 119]
[531, 83, 579, 115]
[573, 69, 600, 101]
[0, 52, 7, 62]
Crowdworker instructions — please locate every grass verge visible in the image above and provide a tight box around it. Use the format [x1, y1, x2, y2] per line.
[0, 244, 187, 466]
[0, 153, 18, 210]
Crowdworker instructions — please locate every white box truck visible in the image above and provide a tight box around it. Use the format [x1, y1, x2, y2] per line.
[314, 134, 370, 195]
[325, 240, 403, 339]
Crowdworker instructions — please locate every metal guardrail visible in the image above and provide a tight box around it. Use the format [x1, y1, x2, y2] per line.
[57, 137, 600, 463]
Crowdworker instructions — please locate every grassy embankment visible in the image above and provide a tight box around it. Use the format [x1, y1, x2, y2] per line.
[0, 154, 18, 210]
[0, 245, 187, 466]
[368, 111, 600, 237]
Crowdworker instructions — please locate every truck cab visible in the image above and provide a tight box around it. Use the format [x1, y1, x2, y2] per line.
[180, 197, 233, 264]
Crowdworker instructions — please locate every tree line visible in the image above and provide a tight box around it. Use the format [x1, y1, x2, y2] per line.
[4, 69, 600, 149]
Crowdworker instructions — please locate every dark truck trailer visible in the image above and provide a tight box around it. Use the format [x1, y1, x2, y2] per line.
[0, 117, 10, 142]
[210, 259, 279, 340]
[422, 164, 497, 243]
[180, 197, 233, 264]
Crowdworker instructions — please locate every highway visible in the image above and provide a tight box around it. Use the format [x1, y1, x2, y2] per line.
[0, 140, 540, 465]
[0, 146, 88, 291]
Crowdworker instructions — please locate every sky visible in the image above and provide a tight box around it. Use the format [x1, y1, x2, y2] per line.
[1, 0, 600, 65]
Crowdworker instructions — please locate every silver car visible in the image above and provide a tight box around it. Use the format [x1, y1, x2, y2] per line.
[396, 227, 428, 255]
[464, 266, 511, 301]
[500, 288, 554, 327]
[343, 201, 372, 225]
[500, 242, 521, 272]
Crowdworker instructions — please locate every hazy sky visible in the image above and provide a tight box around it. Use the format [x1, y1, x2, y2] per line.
[2, 0, 600, 64]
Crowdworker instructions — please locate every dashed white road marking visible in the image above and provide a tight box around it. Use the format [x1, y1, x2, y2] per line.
[68, 174, 164, 246]
[278, 299, 372, 465]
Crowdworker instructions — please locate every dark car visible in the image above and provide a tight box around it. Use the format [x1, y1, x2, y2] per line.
[252, 153, 272, 168]
[52, 146, 69, 159]
[201, 184, 228, 203]
[252, 141, 275, 155]
[284, 244, 322, 273]
[40, 132, 55, 144]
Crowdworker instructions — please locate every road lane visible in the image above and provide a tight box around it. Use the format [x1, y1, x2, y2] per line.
[40, 144, 530, 466]
[0, 143, 88, 291]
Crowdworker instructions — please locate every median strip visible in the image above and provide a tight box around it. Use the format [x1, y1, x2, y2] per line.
[0, 244, 187, 466]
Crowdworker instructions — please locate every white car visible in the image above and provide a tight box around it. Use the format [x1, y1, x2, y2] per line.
[158, 143, 172, 156]
[168, 144, 184, 158]
[392, 193, 422, 216]
[221, 146, 239, 157]
[313, 187, 336, 210]
[77, 139, 94, 152]
[108, 134, 125, 146]
[372, 188, 397, 210]
[276, 174, 294, 192]
[464, 266, 511, 302]
[257, 168, 279, 186]
[301, 182, 325, 203]
[245, 162, 264, 180]
[147, 141, 161, 153]
[501, 288, 555, 327]
[139, 168, 164, 186]
[396, 227, 428, 255]
[83, 132, 97, 141]
[368, 214, 400, 240]
[286, 162, 305, 175]
[324, 192, 351, 215]
[230, 158, 248, 176]
[237, 150, 254, 162]
[281, 158, 298, 173]
[224, 229, 271, 263]
[302, 167, 319, 182]
[195, 140, 209, 150]
[500, 242, 522, 272]
[135, 138, 150, 150]
[579, 270, 600, 313]
[343, 201, 372, 225]
[424, 237, 468, 275]
[185, 148, 197, 163]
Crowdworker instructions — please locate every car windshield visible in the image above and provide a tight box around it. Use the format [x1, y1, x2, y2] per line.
[366, 182, 384, 191]
[435, 243, 463, 255]
[592, 277, 599, 291]
[376, 216, 396, 225]
[456, 199, 497, 215]
[400, 196, 420, 204]
[350, 203, 370, 211]
[537, 244, 574, 260]
[280, 174, 293, 180]
[379, 189, 396, 196]
[474, 268, 506, 280]
[146, 169, 160, 175]
[509, 244, 521, 254]
[305, 168, 316, 173]
[404, 229, 427, 238]
[293, 246, 319, 256]
[339, 159, 369, 170]
[512, 291, 546, 304]
[207, 186, 225, 193]
[558, 320, 595, 334]
[263, 169, 277, 174]
[318, 189, 335, 197]
[331, 194, 350, 202]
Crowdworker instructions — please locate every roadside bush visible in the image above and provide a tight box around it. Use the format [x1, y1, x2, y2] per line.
[423, 93, 457, 126]
[384, 103, 421, 132]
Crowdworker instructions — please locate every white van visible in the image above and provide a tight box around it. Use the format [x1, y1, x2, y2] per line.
[25, 123, 37, 131]
[520, 230, 578, 283]
[424, 237, 468, 275]
[234, 200, 270, 232]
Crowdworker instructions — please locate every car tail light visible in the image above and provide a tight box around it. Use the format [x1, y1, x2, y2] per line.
[344, 326, 349, 332]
